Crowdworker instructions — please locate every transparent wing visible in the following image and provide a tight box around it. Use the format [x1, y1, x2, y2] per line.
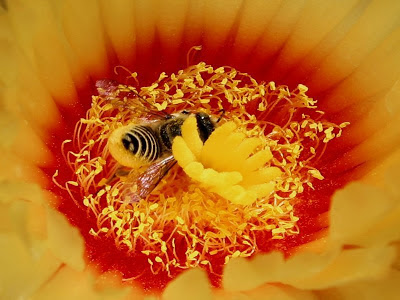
[95, 79, 168, 121]
[128, 155, 176, 203]
[95, 79, 120, 97]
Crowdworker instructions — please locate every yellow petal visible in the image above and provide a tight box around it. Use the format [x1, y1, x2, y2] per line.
[0, 181, 45, 205]
[216, 283, 318, 300]
[246, 284, 318, 300]
[99, 0, 137, 67]
[0, 233, 61, 299]
[223, 252, 285, 291]
[32, 266, 97, 300]
[7, 199, 48, 250]
[289, 246, 396, 290]
[224, 243, 396, 292]
[46, 207, 85, 271]
[330, 181, 400, 247]
[317, 269, 400, 300]
[163, 268, 212, 300]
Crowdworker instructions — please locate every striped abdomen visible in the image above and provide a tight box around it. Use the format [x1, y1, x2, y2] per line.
[122, 125, 161, 163]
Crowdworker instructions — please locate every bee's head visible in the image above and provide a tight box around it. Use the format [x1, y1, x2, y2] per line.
[168, 110, 222, 143]
[195, 112, 217, 143]
[169, 110, 191, 120]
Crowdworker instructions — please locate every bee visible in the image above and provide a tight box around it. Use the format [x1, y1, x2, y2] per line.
[96, 80, 222, 202]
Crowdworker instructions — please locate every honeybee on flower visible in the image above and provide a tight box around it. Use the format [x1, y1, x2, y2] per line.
[54, 60, 349, 282]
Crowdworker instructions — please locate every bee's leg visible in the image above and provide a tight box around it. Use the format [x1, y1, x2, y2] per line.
[115, 166, 131, 177]
[217, 109, 225, 123]
[99, 166, 131, 188]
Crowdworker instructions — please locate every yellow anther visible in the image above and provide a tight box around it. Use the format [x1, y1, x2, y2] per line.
[176, 216, 185, 225]
[57, 60, 347, 277]
[150, 203, 159, 210]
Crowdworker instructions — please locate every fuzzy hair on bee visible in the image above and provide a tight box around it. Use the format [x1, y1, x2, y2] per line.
[97, 79, 222, 202]
[107, 113, 220, 202]
[108, 111, 217, 169]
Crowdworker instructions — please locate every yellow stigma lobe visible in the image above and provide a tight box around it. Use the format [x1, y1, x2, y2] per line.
[173, 116, 281, 205]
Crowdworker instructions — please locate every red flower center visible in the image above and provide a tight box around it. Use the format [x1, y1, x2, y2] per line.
[43, 47, 354, 292]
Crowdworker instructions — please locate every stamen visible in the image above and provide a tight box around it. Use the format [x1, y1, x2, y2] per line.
[53, 62, 348, 280]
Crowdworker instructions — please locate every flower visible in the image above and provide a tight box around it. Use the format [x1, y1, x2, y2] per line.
[173, 117, 281, 206]
[1, 0, 400, 299]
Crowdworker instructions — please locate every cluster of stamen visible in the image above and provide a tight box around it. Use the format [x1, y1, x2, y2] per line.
[53, 61, 348, 278]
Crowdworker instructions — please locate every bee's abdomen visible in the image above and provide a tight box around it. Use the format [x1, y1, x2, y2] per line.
[122, 125, 161, 162]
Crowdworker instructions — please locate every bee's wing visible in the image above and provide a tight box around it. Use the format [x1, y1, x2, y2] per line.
[95, 79, 120, 96]
[95, 79, 168, 121]
[129, 155, 176, 202]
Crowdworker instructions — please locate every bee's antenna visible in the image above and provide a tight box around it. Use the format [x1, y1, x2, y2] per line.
[130, 89, 152, 107]
[217, 109, 225, 123]
[130, 89, 169, 119]
[113, 66, 169, 119]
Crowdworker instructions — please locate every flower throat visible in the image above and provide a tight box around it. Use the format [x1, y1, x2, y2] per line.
[50, 61, 348, 290]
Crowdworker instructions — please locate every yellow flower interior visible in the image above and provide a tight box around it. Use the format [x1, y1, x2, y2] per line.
[3, 0, 400, 297]
[173, 116, 281, 205]
[53, 61, 348, 277]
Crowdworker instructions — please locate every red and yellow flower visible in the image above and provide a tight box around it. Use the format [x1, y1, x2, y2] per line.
[1, 0, 400, 299]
